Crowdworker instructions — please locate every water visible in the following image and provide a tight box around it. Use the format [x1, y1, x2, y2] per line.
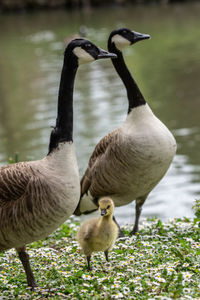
[0, 3, 200, 224]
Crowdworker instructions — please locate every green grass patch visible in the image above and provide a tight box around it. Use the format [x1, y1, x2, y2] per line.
[0, 216, 199, 299]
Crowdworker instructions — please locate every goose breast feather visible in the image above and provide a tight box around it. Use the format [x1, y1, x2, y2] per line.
[81, 113, 176, 207]
[0, 159, 79, 250]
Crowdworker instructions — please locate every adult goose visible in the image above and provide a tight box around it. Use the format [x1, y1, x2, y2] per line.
[74, 28, 177, 235]
[0, 38, 116, 288]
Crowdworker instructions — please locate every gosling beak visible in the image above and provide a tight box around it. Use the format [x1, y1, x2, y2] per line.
[97, 48, 117, 59]
[101, 209, 107, 216]
[131, 31, 151, 44]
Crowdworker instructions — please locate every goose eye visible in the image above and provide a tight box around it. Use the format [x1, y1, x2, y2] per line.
[107, 205, 110, 209]
[122, 30, 127, 34]
[85, 43, 92, 49]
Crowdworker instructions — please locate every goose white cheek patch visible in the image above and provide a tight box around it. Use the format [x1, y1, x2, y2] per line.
[111, 34, 131, 51]
[73, 47, 95, 65]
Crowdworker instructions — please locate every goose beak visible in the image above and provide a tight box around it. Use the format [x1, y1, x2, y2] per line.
[132, 31, 151, 44]
[97, 48, 117, 59]
[101, 209, 107, 216]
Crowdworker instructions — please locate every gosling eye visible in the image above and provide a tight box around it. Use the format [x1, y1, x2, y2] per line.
[107, 205, 110, 209]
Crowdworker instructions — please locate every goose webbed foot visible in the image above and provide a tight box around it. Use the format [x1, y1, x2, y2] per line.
[130, 226, 138, 236]
[16, 246, 38, 289]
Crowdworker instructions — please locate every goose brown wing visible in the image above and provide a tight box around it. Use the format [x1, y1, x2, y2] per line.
[0, 162, 34, 205]
[81, 130, 117, 196]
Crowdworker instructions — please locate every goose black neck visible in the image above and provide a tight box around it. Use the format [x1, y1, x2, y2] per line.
[48, 54, 78, 154]
[108, 42, 146, 113]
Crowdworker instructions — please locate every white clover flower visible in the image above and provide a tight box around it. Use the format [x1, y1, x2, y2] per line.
[138, 253, 144, 258]
[152, 285, 157, 291]
[141, 241, 150, 247]
[2, 279, 8, 284]
[128, 255, 134, 260]
[151, 281, 160, 287]
[186, 238, 193, 242]
[182, 272, 193, 280]
[75, 260, 82, 265]
[111, 283, 120, 289]
[125, 239, 131, 244]
[183, 288, 191, 293]
[62, 272, 71, 278]
[167, 267, 175, 275]
[129, 279, 137, 283]
[120, 244, 129, 249]
[113, 292, 124, 299]
[113, 281, 121, 287]
[97, 276, 108, 283]
[155, 276, 166, 283]
[127, 267, 134, 272]
[123, 286, 130, 294]
[82, 274, 93, 280]
[182, 263, 189, 267]
[136, 276, 141, 282]
[134, 284, 143, 293]
[116, 272, 124, 277]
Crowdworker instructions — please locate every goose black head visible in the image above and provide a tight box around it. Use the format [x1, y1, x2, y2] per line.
[109, 28, 150, 52]
[65, 38, 117, 66]
[98, 197, 115, 217]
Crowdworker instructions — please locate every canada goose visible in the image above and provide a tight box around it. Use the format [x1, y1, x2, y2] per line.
[0, 38, 116, 288]
[74, 28, 177, 235]
[77, 197, 118, 270]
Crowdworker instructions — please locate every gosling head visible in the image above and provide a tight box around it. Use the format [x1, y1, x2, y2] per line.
[98, 197, 115, 217]
[109, 28, 150, 52]
[65, 38, 117, 66]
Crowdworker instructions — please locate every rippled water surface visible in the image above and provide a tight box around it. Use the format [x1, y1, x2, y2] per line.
[0, 3, 200, 224]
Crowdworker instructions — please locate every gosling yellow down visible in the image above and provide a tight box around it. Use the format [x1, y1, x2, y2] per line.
[77, 197, 118, 270]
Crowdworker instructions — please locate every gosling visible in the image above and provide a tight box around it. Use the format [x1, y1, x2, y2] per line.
[77, 197, 119, 270]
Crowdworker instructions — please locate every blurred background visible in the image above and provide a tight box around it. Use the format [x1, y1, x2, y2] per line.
[0, 1, 200, 224]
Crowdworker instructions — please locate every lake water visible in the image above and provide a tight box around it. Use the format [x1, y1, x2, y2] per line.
[0, 3, 200, 224]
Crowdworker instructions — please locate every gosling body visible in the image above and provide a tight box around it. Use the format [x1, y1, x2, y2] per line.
[77, 197, 118, 270]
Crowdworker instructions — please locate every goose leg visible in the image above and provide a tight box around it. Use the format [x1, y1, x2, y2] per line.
[113, 216, 124, 238]
[130, 196, 147, 235]
[16, 246, 37, 289]
[104, 249, 109, 262]
[86, 255, 91, 271]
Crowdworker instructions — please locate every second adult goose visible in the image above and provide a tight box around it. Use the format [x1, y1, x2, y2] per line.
[0, 38, 116, 288]
[74, 28, 177, 235]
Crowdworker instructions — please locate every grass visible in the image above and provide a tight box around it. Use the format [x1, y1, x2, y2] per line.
[0, 212, 199, 299]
